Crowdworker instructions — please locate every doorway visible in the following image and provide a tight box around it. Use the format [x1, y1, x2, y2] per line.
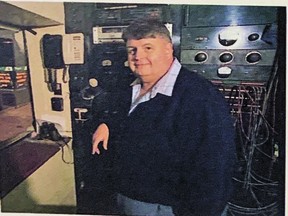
[0, 27, 33, 146]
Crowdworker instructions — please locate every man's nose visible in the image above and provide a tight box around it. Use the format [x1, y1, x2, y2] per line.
[134, 48, 146, 60]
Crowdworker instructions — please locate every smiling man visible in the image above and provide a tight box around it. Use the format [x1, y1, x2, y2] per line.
[91, 18, 235, 216]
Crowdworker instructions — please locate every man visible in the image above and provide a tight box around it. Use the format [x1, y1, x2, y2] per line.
[91, 18, 235, 216]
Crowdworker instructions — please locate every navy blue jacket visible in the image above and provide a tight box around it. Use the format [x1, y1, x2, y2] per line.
[90, 67, 236, 215]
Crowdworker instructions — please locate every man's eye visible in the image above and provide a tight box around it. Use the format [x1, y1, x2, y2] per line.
[127, 49, 136, 55]
[145, 47, 152, 51]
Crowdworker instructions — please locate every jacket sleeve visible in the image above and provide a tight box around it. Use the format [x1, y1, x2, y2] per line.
[85, 88, 131, 142]
[174, 86, 236, 216]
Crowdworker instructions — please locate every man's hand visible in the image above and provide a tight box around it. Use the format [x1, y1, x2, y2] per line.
[92, 123, 109, 155]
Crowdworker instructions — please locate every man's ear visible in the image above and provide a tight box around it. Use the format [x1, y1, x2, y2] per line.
[165, 42, 173, 55]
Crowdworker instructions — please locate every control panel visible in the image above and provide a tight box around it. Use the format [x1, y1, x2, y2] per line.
[181, 24, 277, 85]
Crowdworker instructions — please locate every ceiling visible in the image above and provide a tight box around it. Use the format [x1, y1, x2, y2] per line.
[0, 1, 62, 31]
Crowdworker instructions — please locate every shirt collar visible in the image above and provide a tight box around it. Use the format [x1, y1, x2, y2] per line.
[130, 58, 181, 97]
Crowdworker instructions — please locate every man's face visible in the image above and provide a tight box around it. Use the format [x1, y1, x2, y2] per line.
[126, 36, 173, 83]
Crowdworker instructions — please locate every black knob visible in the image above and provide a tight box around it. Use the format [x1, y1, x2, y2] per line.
[219, 52, 233, 63]
[248, 33, 260, 41]
[246, 52, 262, 63]
[194, 52, 208, 62]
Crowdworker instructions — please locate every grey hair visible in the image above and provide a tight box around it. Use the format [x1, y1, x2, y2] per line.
[122, 18, 171, 43]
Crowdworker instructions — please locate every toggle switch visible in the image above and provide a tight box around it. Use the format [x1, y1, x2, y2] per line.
[74, 107, 88, 122]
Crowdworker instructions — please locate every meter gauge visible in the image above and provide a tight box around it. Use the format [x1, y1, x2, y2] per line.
[218, 29, 239, 46]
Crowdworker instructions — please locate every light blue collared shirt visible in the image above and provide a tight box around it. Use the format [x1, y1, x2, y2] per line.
[129, 58, 182, 114]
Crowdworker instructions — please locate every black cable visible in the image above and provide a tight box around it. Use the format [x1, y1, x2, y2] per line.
[56, 137, 74, 164]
